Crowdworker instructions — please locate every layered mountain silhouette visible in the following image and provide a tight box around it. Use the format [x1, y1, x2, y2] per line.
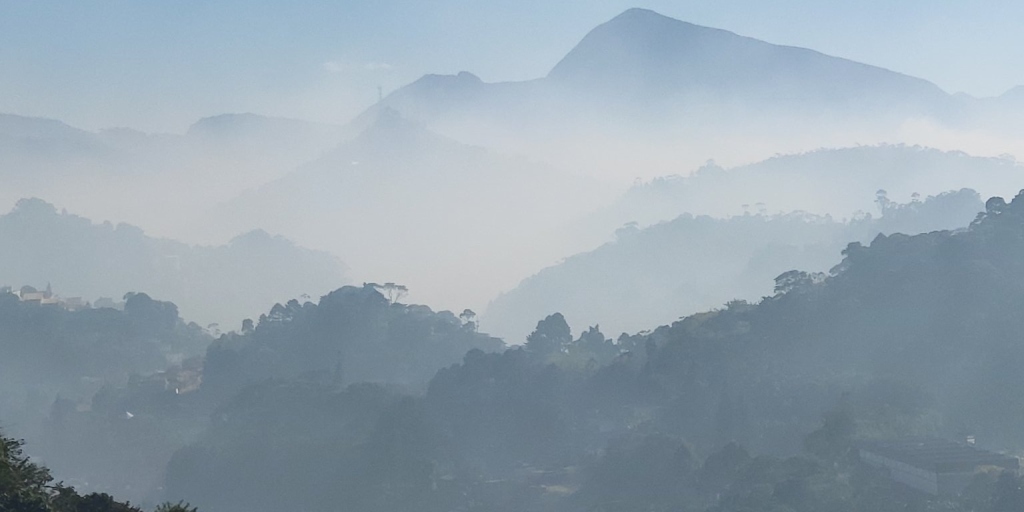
[355, 8, 1021, 179]
[484, 187, 985, 343]
[0, 112, 346, 240]
[372, 8, 957, 131]
[548, 9, 948, 108]
[483, 143, 1024, 341]
[0, 114, 120, 179]
[603, 144, 1024, 225]
[213, 108, 612, 311]
[0, 112, 342, 175]
[0, 198, 347, 327]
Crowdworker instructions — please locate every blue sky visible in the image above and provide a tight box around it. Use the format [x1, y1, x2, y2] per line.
[2, 0, 1022, 132]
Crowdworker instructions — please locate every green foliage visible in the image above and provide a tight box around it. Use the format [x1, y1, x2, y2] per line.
[202, 284, 504, 401]
[803, 399, 856, 463]
[0, 434, 52, 512]
[0, 288, 208, 406]
[575, 433, 698, 511]
[0, 430, 157, 512]
[18, 189, 1024, 512]
[525, 312, 572, 358]
[153, 502, 197, 512]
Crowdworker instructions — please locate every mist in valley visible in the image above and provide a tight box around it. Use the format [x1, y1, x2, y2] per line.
[4, 3, 1024, 512]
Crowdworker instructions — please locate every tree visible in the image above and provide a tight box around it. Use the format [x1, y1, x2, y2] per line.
[123, 292, 179, 331]
[875, 189, 891, 213]
[459, 309, 477, 331]
[987, 196, 1008, 214]
[569, 325, 618, 365]
[154, 502, 198, 512]
[369, 282, 408, 305]
[1, 430, 155, 512]
[614, 221, 639, 240]
[773, 270, 823, 295]
[803, 397, 855, 463]
[525, 313, 571, 357]
[1, 434, 52, 512]
[992, 472, 1024, 512]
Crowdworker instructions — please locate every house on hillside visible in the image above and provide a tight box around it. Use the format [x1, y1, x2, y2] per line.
[859, 438, 1019, 496]
[18, 283, 54, 304]
[19, 291, 48, 303]
[12, 284, 93, 310]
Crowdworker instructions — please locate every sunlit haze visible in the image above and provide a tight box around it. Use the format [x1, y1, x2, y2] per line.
[4, 4, 1024, 512]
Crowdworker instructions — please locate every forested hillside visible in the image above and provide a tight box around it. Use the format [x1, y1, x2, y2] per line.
[0, 290, 208, 417]
[201, 284, 505, 401]
[9, 190, 1024, 511]
[160, 191, 1024, 512]
[486, 188, 983, 340]
[11, 284, 502, 503]
[1, 429, 197, 512]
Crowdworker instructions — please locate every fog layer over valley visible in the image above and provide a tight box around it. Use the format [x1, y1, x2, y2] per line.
[5, 9, 1024, 316]
[7, 5, 1024, 512]
[10, 190, 1024, 512]
[0, 112, 344, 235]
[205, 108, 615, 310]
[369, 9, 1024, 177]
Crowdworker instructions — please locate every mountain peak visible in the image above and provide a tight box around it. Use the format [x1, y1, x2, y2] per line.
[0, 113, 93, 139]
[1000, 85, 1024, 101]
[404, 71, 483, 93]
[332, 106, 451, 160]
[186, 113, 338, 139]
[546, 9, 750, 89]
[546, 8, 944, 109]
[358, 106, 418, 134]
[609, 7, 684, 25]
[188, 112, 264, 133]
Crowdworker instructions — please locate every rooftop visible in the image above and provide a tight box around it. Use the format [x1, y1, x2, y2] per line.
[859, 438, 1019, 473]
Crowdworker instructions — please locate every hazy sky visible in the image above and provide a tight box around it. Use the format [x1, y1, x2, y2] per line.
[2, 0, 1023, 132]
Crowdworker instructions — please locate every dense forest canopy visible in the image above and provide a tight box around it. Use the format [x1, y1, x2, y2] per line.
[3, 284, 502, 504]
[202, 283, 505, 401]
[0, 289, 208, 418]
[1, 429, 197, 512]
[155, 190, 1024, 512]
[8, 190, 1024, 511]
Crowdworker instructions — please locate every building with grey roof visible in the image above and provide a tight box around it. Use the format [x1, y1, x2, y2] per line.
[858, 438, 1019, 496]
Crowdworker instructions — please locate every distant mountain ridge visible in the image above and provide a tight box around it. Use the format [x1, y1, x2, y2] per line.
[606, 144, 1024, 223]
[0, 198, 348, 327]
[547, 8, 947, 108]
[483, 188, 985, 342]
[212, 108, 613, 312]
[350, 8, 1024, 180]
[0, 111, 348, 239]
[372, 8, 958, 130]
